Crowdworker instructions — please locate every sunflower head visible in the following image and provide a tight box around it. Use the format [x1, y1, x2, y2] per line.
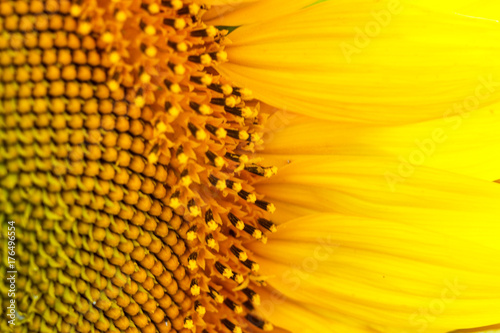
[0, 0, 277, 332]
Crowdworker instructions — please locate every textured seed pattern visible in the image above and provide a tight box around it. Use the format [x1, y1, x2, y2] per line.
[0, 1, 276, 333]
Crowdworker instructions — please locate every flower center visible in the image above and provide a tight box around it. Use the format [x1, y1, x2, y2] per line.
[0, 0, 276, 332]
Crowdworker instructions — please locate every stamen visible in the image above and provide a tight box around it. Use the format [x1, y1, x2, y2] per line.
[245, 164, 278, 178]
[224, 298, 243, 314]
[191, 26, 217, 37]
[187, 252, 198, 271]
[205, 209, 219, 231]
[243, 224, 262, 240]
[205, 150, 225, 168]
[225, 152, 249, 163]
[246, 314, 273, 331]
[209, 287, 224, 303]
[230, 245, 248, 261]
[242, 288, 260, 305]
[191, 279, 200, 296]
[238, 190, 257, 203]
[243, 259, 260, 272]
[208, 83, 233, 95]
[258, 218, 278, 233]
[228, 213, 245, 231]
[195, 301, 205, 315]
[215, 262, 233, 279]
[221, 319, 242, 333]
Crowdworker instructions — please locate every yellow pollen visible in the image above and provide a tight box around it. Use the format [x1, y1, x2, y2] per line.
[253, 230, 263, 240]
[107, 80, 119, 91]
[174, 64, 186, 75]
[217, 51, 228, 62]
[214, 156, 225, 168]
[252, 294, 261, 306]
[260, 235, 268, 244]
[238, 131, 249, 141]
[109, 52, 120, 63]
[148, 3, 160, 14]
[181, 175, 192, 187]
[115, 11, 127, 22]
[148, 152, 159, 164]
[171, 0, 183, 10]
[264, 323, 274, 331]
[189, 205, 201, 217]
[145, 46, 157, 57]
[78, 22, 92, 36]
[70, 5, 81, 17]
[199, 104, 212, 115]
[177, 153, 188, 164]
[207, 220, 218, 231]
[189, 4, 200, 15]
[221, 84, 233, 95]
[201, 74, 213, 86]
[205, 26, 217, 37]
[246, 193, 257, 203]
[216, 180, 226, 190]
[168, 106, 180, 117]
[200, 54, 212, 66]
[236, 221, 245, 231]
[184, 319, 194, 329]
[251, 133, 262, 142]
[239, 88, 253, 100]
[214, 293, 224, 304]
[252, 263, 260, 272]
[234, 305, 243, 314]
[241, 107, 253, 118]
[186, 231, 197, 241]
[216, 128, 227, 139]
[264, 166, 278, 178]
[187, 259, 198, 271]
[134, 96, 146, 108]
[223, 268, 233, 279]
[156, 122, 168, 134]
[174, 19, 186, 30]
[196, 305, 206, 315]
[102, 32, 114, 43]
[225, 96, 237, 107]
[170, 83, 181, 94]
[140, 72, 151, 84]
[191, 285, 200, 296]
[234, 327, 242, 333]
[239, 154, 249, 163]
[195, 129, 207, 141]
[232, 182, 243, 192]
[207, 238, 216, 249]
[234, 274, 244, 284]
[145, 25, 156, 36]
[169, 197, 181, 209]
[177, 42, 188, 52]
[267, 203, 277, 214]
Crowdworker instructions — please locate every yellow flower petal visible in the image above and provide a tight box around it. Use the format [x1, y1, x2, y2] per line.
[255, 156, 500, 251]
[249, 213, 500, 333]
[259, 107, 500, 180]
[204, 0, 315, 26]
[219, 0, 500, 124]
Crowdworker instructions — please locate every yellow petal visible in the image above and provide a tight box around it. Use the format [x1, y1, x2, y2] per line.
[219, 1, 500, 124]
[259, 107, 500, 180]
[255, 286, 373, 333]
[255, 156, 500, 251]
[203, 0, 315, 26]
[249, 214, 500, 333]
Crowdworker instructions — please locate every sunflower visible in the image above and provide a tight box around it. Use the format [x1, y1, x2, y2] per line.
[1, 0, 500, 333]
